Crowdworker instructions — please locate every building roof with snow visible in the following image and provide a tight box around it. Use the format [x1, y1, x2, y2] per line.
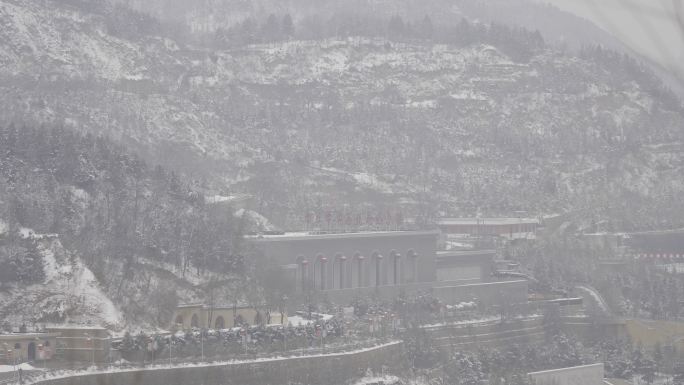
[436, 218, 540, 225]
[247, 230, 439, 242]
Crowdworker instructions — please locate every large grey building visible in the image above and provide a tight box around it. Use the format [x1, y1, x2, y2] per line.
[249, 231, 439, 292]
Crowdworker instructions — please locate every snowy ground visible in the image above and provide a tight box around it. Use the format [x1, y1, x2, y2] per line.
[353, 374, 401, 385]
[0, 230, 123, 329]
[286, 315, 313, 327]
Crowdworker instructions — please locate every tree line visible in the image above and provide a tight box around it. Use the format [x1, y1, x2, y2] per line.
[212, 13, 544, 61]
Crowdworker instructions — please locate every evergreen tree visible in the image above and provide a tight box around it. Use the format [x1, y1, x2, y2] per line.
[673, 362, 684, 385]
[419, 15, 433, 39]
[387, 15, 405, 39]
[262, 14, 280, 42]
[282, 14, 294, 38]
[639, 358, 657, 385]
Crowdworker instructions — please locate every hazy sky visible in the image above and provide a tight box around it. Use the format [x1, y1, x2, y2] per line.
[537, 0, 684, 81]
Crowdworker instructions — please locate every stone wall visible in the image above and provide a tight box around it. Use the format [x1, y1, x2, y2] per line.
[562, 319, 627, 344]
[33, 342, 404, 385]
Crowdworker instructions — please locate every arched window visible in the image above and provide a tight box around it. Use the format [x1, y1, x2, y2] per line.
[28, 342, 36, 361]
[372, 251, 383, 287]
[354, 252, 365, 288]
[191, 314, 199, 328]
[214, 316, 225, 329]
[175, 315, 184, 326]
[316, 254, 328, 290]
[407, 249, 418, 282]
[390, 250, 401, 285]
[334, 253, 347, 289]
[296, 255, 309, 292]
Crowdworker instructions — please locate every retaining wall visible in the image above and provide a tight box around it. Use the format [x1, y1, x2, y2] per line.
[33, 342, 403, 385]
[421, 317, 545, 353]
[321, 279, 529, 307]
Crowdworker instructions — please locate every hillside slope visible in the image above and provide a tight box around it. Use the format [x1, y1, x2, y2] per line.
[0, 123, 262, 330]
[0, 231, 123, 328]
[0, 0, 683, 231]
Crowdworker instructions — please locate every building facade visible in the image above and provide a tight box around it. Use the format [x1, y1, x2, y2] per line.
[44, 326, 110, 363]
[245, 230, 528, 310]
[435, 250, 495, 282]
[0, 332, 59, 363]
[249, 231, 439, 293]
[172, 304, 287, 330]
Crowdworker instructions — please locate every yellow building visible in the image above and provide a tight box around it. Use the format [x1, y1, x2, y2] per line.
[0, 332, 60, 363]
[172, 304, 287, 330]
[625, 319, 684, 351]
[44, 325, 110, 363]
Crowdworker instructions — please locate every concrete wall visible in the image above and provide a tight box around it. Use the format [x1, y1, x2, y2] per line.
[424, 317, 545, 354]
[562, 319, 627, 344]
[315, 279, 528, 306]
[528, 363, 604, 385]
[432, 280, 529, 307]
[34, 342, 404, 385]
[435, 250, 495, 282]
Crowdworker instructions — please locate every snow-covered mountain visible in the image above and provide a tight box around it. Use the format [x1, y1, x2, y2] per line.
[1, 0, 683, 230]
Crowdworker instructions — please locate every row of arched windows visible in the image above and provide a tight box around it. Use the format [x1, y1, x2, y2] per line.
[295, 249, 419, 291]
[176, 312, 271, 329]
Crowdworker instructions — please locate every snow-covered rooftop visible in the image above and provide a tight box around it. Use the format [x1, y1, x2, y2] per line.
[437, 218, 540, 225]
[436, 249, 496, 258]
[43, 324, 108, 331]
[0, 332, 61, 340]
[247, 230, 439, 242]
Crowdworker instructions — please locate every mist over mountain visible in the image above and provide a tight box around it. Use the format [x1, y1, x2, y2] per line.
[536, 0, 684, 95]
